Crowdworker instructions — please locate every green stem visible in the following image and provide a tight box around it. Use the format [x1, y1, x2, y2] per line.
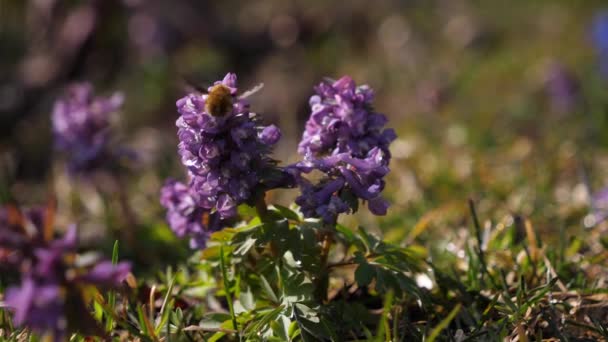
[314, 224, 335, 303]
[219, 244, 240, 341]
[255, 194, 269, 221]
[256, 194, 279, 258]
[106, 240, 119, 332]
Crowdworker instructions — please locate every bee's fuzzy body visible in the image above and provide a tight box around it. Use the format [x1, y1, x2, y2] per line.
[205, 84, 233, 117]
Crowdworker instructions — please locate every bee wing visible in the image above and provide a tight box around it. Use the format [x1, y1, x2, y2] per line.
[181, 76, 208, 94]
[239, 83, 264, 99]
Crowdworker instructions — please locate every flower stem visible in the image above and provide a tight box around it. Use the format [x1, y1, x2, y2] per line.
[220, 244, 240, 341]
[314, 224, 335, 303]
[255, 194, 279, 258]
[255, 194, 269, 221]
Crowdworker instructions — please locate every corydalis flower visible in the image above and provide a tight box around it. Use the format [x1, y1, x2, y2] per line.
[160, 179, 223, 248]
[294, 76, 394, 223]
[52, 82, 124, 173]
[175, 73, 280, 219]
[295, 177, 350, 223]
[298, 76, 396, 159]
[0, 206, 130, 340]
[295, 147, 390, 223]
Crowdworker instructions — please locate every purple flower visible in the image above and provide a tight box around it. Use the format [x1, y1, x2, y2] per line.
[77, 261, 131, 288]
[0, 206, 55, 266]
[544, 63, 580, 113]
[368, 197, 389, 216]
[590, 187, 608, 225]
[259, 124, 282, 145]
[51, 82, 124, 173]
[294, 76, 395, 223]
[294, 147, 392, 222]
[298, 76, 396, 160]
[1, 207, 131, 338]
[160, 179, 223, 248]
[295, 177, 350, 223]
[592, 11, 608, 78]
[174, 73, 282, 219]
[5, 278, 65, 341]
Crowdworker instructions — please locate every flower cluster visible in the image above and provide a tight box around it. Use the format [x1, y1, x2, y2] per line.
[294, 76, 395, 223]
[0, 206, 130, 341]
[176, 73, 281, 218]
[298, 76, 395, 159]
[162, 73, 395, 238]
[160, 179, 223, 249]
[52, 82, 124, 173]
[162, 73, 283, 247]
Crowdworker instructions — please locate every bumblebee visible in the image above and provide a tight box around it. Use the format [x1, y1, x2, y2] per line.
[184, 77, 264, 117]
[204, 84, 233, 117]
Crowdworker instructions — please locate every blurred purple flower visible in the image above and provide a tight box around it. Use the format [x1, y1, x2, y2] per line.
[298, 76, 396, 159]
[1, 207, 130, 338]
[5, 278, 65, 341]
[52, 82, 124, 173]
[592, 11, 608, 78]
[175, 73, 281, 220]
[77, 261, 131, 288]
[0, 206, 54, 265]
[591, 187, 608, 225]
[544, 63, 580, 113]
[160, 179, 223, 248]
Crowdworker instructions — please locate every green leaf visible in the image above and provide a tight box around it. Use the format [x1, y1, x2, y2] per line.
[272, 204, 301, 222]
[237, 203, 257, 217]
[201, 245, 221, 259]
[335, 223, 356, 242]
[93, 301, 103, 322]
[106, 240, 119, 331]
[270, 315, 291, 341]
[282, 272, 314, 304]
[234, 237, 257, 256]
[208, 331, 226, 342]
[293, 304, 337, 341]
[244, 305, 285, 337]
[260, 275, 280, 303]
[355, 261, 375, 287]
[426, 304, 462, 342]
[239, 287, 255, 311]
[288, 321, 300, 340]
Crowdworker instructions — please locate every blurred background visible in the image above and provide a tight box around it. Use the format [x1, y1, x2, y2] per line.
[3, 0, 608, 269]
